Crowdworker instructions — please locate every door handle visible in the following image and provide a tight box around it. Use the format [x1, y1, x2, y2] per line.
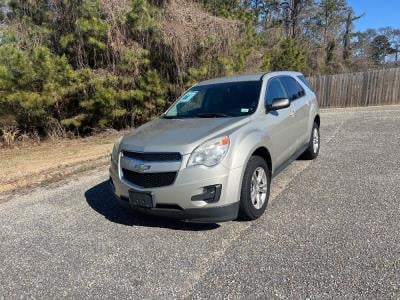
[289, 111, 295, 117]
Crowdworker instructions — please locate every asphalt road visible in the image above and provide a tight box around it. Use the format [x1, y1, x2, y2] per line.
[1, 106, 399, 299]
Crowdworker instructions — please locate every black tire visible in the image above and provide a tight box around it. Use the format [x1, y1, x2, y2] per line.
[301, 122, 320, 160]
[238, 156, 271, 221]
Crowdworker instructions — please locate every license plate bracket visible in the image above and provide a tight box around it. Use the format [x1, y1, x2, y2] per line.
[128, 190, 154, 209]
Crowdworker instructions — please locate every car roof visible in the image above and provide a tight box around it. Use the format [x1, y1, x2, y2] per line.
[196, 71, 304, 86]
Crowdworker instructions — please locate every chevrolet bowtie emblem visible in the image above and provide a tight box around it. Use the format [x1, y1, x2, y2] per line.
[133, 164, 151, 172]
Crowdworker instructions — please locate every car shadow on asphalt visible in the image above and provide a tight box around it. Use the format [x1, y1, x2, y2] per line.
[84, 180, 220, 231]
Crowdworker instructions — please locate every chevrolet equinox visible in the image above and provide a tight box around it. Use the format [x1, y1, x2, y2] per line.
[109, 71, 320, 223]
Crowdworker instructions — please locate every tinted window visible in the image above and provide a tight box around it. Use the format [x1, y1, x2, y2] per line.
[281, 76, 305, 101]
[297, 75, 314, 91]
[265, 78, 288, 105]
[164, 81, 262, 119]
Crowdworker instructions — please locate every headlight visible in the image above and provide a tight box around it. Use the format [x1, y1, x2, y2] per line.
[188, 136, 230, 167]
[111, 136, 123, 164]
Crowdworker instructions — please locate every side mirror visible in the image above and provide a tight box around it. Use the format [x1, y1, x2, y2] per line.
[267, 98, 290, 112]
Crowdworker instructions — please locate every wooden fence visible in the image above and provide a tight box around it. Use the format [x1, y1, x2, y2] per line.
[307, 68, 400, 108]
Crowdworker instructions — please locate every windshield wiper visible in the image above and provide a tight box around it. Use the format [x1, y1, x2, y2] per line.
[196, 113, 229, 118]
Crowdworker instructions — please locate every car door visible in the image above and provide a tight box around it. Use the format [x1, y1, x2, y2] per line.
[280, 76, 309, 149]
[296, 75, 315, 145]
[264, 77, 298, 167]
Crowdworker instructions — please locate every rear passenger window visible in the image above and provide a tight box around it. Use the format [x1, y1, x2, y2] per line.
[265, 78, 288, 105]
[281, 76, 305, 101]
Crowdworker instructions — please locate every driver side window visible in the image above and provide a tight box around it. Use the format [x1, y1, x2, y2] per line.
[265, 78, 288, 106]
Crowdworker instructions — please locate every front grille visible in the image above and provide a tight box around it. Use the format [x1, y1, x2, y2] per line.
[122, 151, 181, 162]
[122, 168, 177, 188]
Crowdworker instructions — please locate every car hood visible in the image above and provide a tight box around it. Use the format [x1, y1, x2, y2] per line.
[121, 116, 250, 154]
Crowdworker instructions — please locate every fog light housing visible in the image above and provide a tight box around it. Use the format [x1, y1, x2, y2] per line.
[191, 184, 222, 203]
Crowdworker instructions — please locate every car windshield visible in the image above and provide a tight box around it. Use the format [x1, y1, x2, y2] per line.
[164, 81, 262, 119]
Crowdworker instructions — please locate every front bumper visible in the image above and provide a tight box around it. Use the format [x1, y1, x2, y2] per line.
[109, 156, 242, 223]
[113, 192, 239, 223]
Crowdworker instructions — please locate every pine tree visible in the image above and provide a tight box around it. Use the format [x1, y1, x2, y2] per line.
[271, 38, 306, 72]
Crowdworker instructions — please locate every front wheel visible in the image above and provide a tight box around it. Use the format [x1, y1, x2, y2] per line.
[238, 156, 271, 221]
[301, 122, 320, 160]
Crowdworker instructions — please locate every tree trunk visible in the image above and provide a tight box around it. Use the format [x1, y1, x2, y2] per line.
[342, 11, 352, 61]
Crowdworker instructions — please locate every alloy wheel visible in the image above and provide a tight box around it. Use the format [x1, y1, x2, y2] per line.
[250, 167, 268, 209]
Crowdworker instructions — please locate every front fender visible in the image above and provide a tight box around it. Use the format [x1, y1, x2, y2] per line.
[220, 128, 273, 202]
[224, 129, 273, 171]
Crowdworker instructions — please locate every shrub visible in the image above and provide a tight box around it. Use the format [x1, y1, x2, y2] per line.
[270, 38, 307, 73]
[0, 45, 74, 133]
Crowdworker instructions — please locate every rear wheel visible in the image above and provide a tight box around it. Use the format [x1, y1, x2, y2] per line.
[301, 122, 320, 160]
[238, 156, 271, 220]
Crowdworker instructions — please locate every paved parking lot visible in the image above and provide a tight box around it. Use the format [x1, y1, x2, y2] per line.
[0, 106, 399, 299]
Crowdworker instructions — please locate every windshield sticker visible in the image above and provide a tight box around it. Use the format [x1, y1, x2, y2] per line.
[241, 108, 250, 113]
[179, 91, 199, 103]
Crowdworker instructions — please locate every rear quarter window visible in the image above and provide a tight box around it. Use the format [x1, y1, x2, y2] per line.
[297, 75, 314, 92]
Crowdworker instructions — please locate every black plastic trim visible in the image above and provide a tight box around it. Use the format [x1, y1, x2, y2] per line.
[114, 191, 239, 223]
[122, 151, 182, 162]
[191, 184, 222, 203]
[272, 143, 308, 178]
[122, 169, 177, 188]
[131, 203, 239, 223]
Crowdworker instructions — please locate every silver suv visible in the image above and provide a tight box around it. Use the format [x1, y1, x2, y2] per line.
[109, 72, 320, 223]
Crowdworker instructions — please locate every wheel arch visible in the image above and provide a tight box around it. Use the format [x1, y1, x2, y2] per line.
[314, 114, 320, 128]
[237, 146, 272, 220]
[251, 147, 272, 175]
[237, 145, 273, 191]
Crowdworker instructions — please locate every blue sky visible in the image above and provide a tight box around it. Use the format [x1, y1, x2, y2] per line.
[349, 0, 400, 31]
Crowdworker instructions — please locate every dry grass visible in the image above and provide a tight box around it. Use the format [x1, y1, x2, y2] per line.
[0, 132, 124, 194]
[159, 0, 242, 77]
[1, 125, 20, 148]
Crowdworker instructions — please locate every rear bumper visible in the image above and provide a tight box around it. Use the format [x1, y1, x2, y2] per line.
[114, 191, 239, 223]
